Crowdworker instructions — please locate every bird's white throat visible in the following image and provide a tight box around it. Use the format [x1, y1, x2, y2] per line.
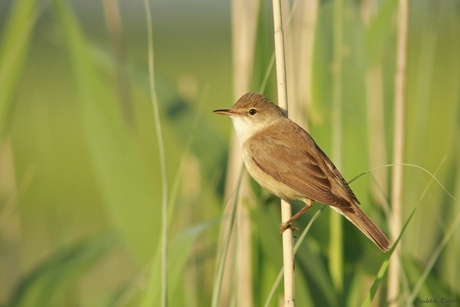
[230, 114, 281, 148]
[230, 116, 262, 148]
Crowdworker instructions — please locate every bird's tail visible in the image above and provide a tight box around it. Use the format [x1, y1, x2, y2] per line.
[332, 205, 391, 252]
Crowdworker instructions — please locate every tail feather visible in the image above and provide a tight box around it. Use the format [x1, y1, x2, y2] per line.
[332, 205, 391, 252]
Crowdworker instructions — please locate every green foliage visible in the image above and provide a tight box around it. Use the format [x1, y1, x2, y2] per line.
[0, 0, 36, 139]
[10, 232, 117, 307]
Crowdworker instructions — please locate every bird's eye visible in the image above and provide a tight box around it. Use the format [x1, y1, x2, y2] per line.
[249, 108, 257, 115]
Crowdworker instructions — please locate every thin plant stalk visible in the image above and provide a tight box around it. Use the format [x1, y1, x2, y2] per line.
[405, 160, 460, 306]
[330, 0, 344, 295]
[284, 0, 318, 129]
[230, 0, 260, 302]
[388, 0, 409, 305]
[143, 1, 168, 306]
[405, 214, 460, 306]
[216, 0, 260, 305]
[361, 207, 416, 307]
[272, 0, 295, 305]
[361, 158, 455, 306]
[264, 206, 326, 307]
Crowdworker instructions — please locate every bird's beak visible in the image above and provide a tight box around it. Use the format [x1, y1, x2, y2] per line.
[213, 109, 233, 116]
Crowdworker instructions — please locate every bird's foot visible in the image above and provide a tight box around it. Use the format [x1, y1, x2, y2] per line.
[279, 222, 299, 235]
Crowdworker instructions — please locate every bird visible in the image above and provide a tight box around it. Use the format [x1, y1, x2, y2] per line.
[213, 92, 390, 252]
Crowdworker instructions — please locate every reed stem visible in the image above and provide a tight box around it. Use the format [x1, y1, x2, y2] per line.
[330, 0, 344, 295]
[272, 0, 295, 305]
[388, 0, 409, 304]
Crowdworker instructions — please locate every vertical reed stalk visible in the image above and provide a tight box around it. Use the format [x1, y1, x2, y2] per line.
[216, 0, 259, 305]
[330, 0, 344, 295]
[388, 0, 409, 305]
[284, 0, 318, 129]
[143, 1, 168, 306]
[272, 0, 295, 306]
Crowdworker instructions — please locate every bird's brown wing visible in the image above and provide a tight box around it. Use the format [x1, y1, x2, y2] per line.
[246, 120, 358, 210]
[246, 119, 390, 252]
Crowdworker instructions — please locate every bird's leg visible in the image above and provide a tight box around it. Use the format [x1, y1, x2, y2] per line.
[280, 199, 314, 234]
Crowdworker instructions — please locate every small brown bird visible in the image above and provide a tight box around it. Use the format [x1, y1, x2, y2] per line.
[214, 92, 390, 252]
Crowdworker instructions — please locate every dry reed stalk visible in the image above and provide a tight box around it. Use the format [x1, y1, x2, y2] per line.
[272, 0, 295, 306]
[388, 0, 409, 305]
[284, 0, 318, 130]
[216, 1, 260, 306]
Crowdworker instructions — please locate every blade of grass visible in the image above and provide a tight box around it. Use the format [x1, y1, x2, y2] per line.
[405, 213, 460, 306]
[348, 163, 456, 201]
[361, 155, 453, 306]
[9, 232, 117, 307]
[360, 206, 416, 307]
[140, 219, 218, 306]
[139, 89, 210, 306]
[52, 0, 158, 264]
[142, 1, 169, 306]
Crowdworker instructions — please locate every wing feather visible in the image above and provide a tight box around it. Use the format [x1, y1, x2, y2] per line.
[246, 120, 358, 210]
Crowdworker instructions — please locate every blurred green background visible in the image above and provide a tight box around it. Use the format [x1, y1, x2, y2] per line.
[0, 0, 459, 306]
